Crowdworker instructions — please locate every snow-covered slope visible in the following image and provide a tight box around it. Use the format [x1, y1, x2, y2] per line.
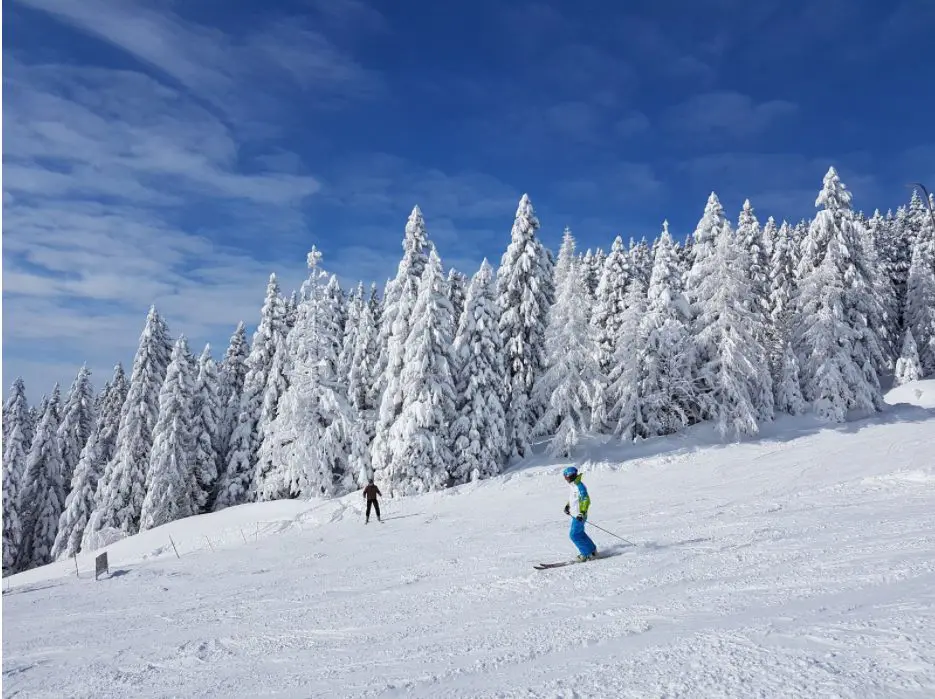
[4, 406, 935, 698]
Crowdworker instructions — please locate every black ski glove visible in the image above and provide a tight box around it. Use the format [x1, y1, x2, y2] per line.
[576, 515, 584, 522]
[563, 504, 570, 516]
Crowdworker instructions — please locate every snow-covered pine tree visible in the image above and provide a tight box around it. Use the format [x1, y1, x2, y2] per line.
[866, 210, 900, 359]
[903, 231, 935, 375]
[689, 216, 774, 436]
[218, 322, 249, 458]
[139, 337, 197, 530]
[18, 386, 65, 569]
[24, 404, 38, 451]
[534, 230, 601, 456]
[895, 329, 923, 385]
[56, 365, 94, 488]
[628, 237, 652, 289]
[737, 199, 770, 315]
[286, 290, 299, 330]
[215, 275, 287, 510]
[766, 223, 805, 413]
[325, 275, 347, 348]
[496, 194, 553, 460]
[581, 248, 600, 302]
[347, 300, 380, 485]
[338, 282, 365, 383]
[52, 366, 127, 560]
[607, 278, 648, 439]
[761, 216, 778, 261]
[774, 340, 806, 415]
[637, 222, 696, 436]
[841, 211, 892, 363]
[591, 236, 632, 378]
[687, 192, 730, 282]
[385, 247, 457, 494]
[793, 168, 886, 421]
[95, 364, 128, 470]
[262, 250, 353, 499]
[591, 247, 606, 297]
[254, 334, 292, 500]
[191, 345, 222, 511]
[447, 269, 468, 328]
[371, 207, 432, 481]
[450, 259, 507, 482]
[685, 192, 733, 425]
[51, 429, 103, 561]
[86, 307, 172, 537]
[369, 282, 382, 329]
[2, 379, 31, 573]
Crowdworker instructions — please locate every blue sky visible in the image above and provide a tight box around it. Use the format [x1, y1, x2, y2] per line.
[4, 0, 934, 402]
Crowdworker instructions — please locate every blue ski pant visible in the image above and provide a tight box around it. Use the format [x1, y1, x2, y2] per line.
[569, 516, 597, 556]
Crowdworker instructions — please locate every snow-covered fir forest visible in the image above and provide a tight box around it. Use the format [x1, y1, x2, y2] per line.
[4, 167, 935, 575]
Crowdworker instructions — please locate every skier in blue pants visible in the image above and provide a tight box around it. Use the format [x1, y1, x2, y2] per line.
[562, 466, 597, 561]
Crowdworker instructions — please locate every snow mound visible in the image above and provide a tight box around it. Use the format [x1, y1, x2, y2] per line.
[884, 377, 935, 409]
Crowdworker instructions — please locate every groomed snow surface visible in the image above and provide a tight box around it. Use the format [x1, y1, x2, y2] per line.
[4, 382, 935, 698]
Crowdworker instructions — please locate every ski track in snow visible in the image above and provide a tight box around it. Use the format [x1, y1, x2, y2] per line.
[4, 404, 935, 698]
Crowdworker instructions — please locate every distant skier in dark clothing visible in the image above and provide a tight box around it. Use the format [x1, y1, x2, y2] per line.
[363, 479, 382, 523]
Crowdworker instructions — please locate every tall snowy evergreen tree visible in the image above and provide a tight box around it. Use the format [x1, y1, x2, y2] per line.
[57, 365, 95, 488]
[18, 387, 65, 569]
[606, 278, 648, 439]
[629, 237, 652, 289]
[347, 301, 380, 485]
[383, 247, 457, 494]
[325, 275, 347, 347]
[637, 223, 696, 436]
[591, 236, 632, 379]
[51, 366, 126, 561]
[867, 210, 900, 360]
[447, 269, 468, 328]
[86, 307, 172, 537]
[903, 232, 935, 375]
[218, 322, 249, 458]
[3, 379, 31, 573]
[372, 206, 432, 481]
[535, 230, 601, 456]
[254, 335, 292, 500]
[685, 192, 733, 425]
[140, 337, 198, 530]
[895, 329, 923, 386]
[689, 218, 774, 435]
[793, 168, 886, 421]
[285, 290, 299, 330]
[338, 282, 365, 384]
[736, 199, 770, 316]
[451, 259, 507, 482]
[688, 193, 730, 279]
[496, 194, 553, 460]
[192, 345, 222, 510]
[215, 275, 287, 510]
[262, 250, 353, 499]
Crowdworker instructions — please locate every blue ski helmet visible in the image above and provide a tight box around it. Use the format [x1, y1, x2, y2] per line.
[562, 466, 578, 479]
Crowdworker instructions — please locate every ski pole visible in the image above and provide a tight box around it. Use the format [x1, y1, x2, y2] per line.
[569, 514, 636, 546]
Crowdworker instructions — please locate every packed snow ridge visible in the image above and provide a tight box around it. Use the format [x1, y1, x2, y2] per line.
[4, 383, 935, 698]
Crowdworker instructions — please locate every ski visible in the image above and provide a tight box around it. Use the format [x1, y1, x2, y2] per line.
[533, 547, 631, 570]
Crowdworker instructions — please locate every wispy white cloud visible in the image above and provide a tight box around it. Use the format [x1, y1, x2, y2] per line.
[664, 91, 798, 141]
[2, 57, 321, 401]
[12, 0, 384, 117]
